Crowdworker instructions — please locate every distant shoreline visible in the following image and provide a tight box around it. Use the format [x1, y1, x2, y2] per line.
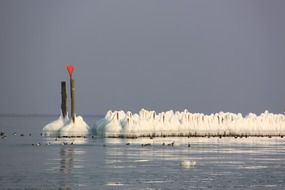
[0, 113, 104, 117]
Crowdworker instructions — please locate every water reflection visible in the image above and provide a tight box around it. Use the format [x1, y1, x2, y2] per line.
[44, 137, 88, 145]
[59, 146, 74, 190]
[50, 139, 87, 190]
[104, 136, 285, 146]
[42, 136, 285, 189]
[103, 137, 197, 170]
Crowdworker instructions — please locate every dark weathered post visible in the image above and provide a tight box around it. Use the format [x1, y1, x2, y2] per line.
[67, 65, 75, 122]
[61, 81, 67, 118]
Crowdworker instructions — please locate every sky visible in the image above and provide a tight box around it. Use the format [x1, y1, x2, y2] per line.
[0, 0, 284, 115]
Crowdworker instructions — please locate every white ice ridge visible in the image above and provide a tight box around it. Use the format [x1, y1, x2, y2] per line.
[95, 109, 285, 138]
[43, 113, 90, 137]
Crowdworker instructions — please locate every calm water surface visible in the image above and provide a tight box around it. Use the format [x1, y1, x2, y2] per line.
[1, 115, 285, 189]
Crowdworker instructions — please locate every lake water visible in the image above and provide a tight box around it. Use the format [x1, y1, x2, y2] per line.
[1, 115, 285, 190]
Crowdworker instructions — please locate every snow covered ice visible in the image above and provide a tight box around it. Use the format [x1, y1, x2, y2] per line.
[59, 115, 90, 137]
[43, 113, 90, 137]
[42, 113, 69, 137]
[96, 109, 285, 138]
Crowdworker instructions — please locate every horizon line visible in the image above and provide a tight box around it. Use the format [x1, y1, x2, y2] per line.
[0, 113, 104, 117]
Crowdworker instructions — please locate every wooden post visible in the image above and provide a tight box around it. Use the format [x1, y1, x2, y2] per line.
[70, 78, 75, 122]
[66, 65, 75, 122]
[61, 81, 67, 118]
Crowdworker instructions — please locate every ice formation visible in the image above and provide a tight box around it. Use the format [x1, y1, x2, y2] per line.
[59, 115, 90, 137]
[180, 160, 196, 169]
[96, 109, 285, 138]
[43, 114, 90, 137]
[42, 113, 69, 137]
[43, 65, 91, 137]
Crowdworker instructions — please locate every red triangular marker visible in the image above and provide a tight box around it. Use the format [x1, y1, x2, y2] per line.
[66, 65, 74, 77]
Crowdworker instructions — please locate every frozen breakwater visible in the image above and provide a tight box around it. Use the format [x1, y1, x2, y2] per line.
[43, 114, 90, 137]
[96, 109, 285, 138]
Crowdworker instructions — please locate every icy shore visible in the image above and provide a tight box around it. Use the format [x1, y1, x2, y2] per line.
[96, 109, 285, 138]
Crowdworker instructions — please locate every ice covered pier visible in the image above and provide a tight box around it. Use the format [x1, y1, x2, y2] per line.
[96, 109, 285, 138]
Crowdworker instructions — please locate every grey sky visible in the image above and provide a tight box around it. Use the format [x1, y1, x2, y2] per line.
[0, 0, 284, 115]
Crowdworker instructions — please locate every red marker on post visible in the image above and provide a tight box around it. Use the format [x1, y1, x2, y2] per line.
[66, 65, 76, 122]
[66, 65, 74, 78]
